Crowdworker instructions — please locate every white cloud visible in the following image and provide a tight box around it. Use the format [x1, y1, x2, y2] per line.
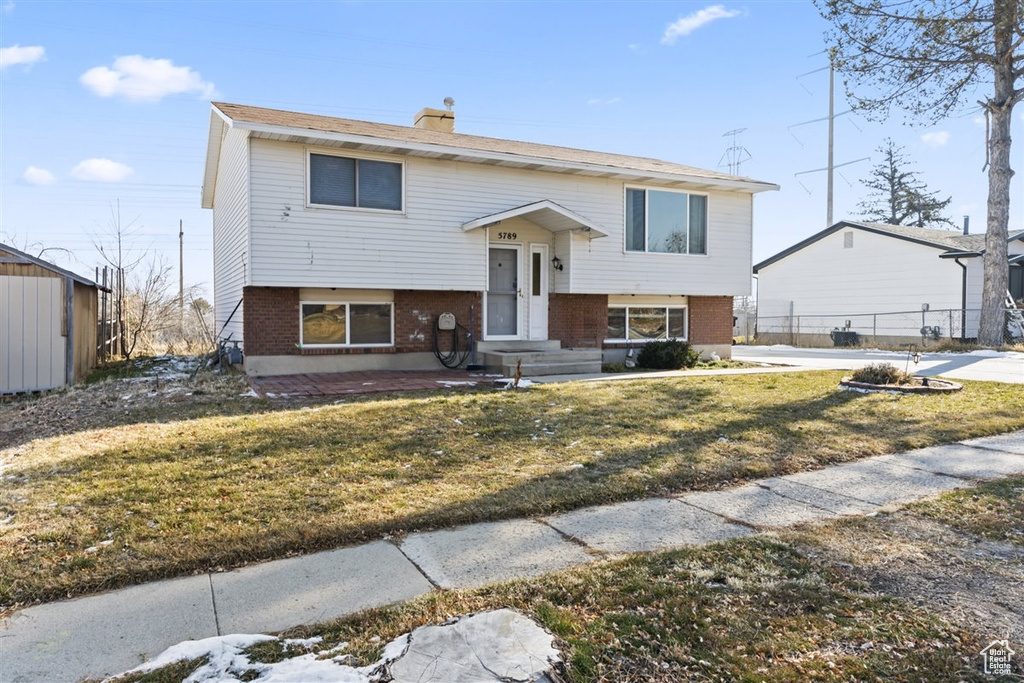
[23, 166, 56, 185]
[628, 43, 642, 52]
[662, 5, 741, 44]
[921, 131, 951, 148]
[587, 97, 622, 106]
[80, 55, 216, 102]
[71, 158, 134, 182]
[0, 44, 45, 69]
[3, 2, 15, 14]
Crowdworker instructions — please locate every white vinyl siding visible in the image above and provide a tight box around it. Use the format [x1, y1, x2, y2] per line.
[0, 276, 65, 393]
[211, 127, 251, 345]
[246, 138, 754, 297]
[757, 229, 965, 320]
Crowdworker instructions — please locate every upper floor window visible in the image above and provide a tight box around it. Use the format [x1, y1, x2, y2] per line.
[626, 188, 707, 254]
[308, 153, 402, 211]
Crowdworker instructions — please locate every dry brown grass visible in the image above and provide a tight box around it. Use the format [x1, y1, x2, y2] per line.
[2, 369, 1022, 610]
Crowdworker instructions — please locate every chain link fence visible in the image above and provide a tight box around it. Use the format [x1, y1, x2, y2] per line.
[755, 308, 1024, 348]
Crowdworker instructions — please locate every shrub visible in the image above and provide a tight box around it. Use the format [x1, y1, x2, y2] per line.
[636, 340, 700, 370]
[850, 362, 915, 385]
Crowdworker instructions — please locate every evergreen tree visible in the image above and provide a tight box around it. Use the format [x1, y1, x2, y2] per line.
[858, 139, 953, 228]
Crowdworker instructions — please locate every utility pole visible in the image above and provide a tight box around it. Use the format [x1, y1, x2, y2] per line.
[178, 219, 184, 333]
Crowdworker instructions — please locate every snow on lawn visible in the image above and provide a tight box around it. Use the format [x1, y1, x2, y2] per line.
[106, 609, 559, 683]
[108, 633, 374, 683]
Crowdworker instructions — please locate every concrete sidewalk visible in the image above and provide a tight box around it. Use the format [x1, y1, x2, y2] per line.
[3, 432, 1024, 682]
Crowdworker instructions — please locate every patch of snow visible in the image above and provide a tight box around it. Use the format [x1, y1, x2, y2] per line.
[967, 349, 1010, 357]
[239, 389, 259, 398]
[497, 378, 536, 389]
[436, 380, 477, 387]
[107, 609, 558, 683]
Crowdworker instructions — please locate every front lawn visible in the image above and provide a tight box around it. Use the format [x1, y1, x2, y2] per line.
[1, 370, 1022, 608]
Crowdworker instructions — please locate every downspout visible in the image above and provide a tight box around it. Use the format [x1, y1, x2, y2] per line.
[954, 258, 968, 342]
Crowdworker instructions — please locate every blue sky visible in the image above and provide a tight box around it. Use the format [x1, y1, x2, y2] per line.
[2, 0, 1021, 295]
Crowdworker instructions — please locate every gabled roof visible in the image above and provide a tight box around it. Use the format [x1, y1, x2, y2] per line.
[0, 243, 106, 289]
[462, 200, 609, 238]
[202, 102, 780, 208]
[753, 221, 1020, 273]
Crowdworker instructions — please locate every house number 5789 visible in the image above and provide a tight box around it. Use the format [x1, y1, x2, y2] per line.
[497, 232, 517, 240]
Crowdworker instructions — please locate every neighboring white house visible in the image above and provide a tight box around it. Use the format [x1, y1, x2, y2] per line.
[201, 102, 778, 376]
[753, 221, 1024, 346]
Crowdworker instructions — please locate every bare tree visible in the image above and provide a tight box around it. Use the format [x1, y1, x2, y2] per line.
[815, 0, 1023, 346]
[92, 201, 148, 357]
[859, 138, 954, 227]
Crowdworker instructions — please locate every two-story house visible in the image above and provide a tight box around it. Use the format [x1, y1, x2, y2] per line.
[201, 102, 778, 376]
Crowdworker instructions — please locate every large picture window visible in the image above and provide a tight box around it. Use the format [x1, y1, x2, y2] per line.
[301, 302, 393, 346]
[308, 153, 402, 211]
[607, 306, 687, 341]
[626, 188, 707, 254]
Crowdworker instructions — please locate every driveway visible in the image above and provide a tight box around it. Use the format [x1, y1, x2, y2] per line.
[733, 345, 1024, 384]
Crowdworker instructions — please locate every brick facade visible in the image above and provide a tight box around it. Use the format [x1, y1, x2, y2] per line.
[243, 287, 733, 359]
[549, 294, 608, 348]
[242, 286, 483, 357]
[243, 286, 300, 356]
[393, 290, 482, 353]
[688, 295, 734, 345]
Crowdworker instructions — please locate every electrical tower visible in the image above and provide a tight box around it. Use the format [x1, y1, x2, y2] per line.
[719, 128, 752, 176]
[790, 61, 868, 227]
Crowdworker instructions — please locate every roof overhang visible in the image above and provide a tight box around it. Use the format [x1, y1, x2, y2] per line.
[207, 104, 779, 196]
[0, 243, 107, 290]
[754, 220, 1005, 273]
[461, 200, 609, 238]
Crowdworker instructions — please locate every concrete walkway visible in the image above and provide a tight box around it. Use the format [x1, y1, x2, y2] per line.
[3, 432, 1024, 682]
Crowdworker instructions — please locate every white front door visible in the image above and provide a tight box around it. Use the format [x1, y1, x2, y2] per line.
[486, 245, 522, 339]
[528, 244, 549, 340]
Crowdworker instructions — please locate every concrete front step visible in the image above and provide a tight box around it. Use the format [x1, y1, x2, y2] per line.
[483, 348, 603, 377]
[483, 348, 602, 366]
[515, 360, 603, 376]
[475, 340, 561, 353]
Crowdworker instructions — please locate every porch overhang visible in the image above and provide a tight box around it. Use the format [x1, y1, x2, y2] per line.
[461, 200, 609, 238]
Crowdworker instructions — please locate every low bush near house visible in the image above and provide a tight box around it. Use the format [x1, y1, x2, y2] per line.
[636, 340, 700, 370]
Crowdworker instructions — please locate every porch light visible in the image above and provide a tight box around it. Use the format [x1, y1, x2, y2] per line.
[551, 255, 564, 271]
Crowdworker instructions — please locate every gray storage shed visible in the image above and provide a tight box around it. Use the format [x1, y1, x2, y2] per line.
[1, 244, 105, 394]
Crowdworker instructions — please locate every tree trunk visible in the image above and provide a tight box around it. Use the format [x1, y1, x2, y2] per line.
[978, 0, 1015, 347]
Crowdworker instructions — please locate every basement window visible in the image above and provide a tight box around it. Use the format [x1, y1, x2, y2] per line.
[607, 306, 687, 341]
[300, 302, 393, 346]
[308, 152, 403, 211]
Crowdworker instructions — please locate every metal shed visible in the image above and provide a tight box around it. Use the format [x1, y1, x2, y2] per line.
[0, 244, 106, 394]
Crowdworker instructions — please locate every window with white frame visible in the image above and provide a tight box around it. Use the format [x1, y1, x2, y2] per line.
[300, 302, 394, 346]
[626, 188, 707, 254]
[607, 306, 687, 341]
[308, 152, 403, 211]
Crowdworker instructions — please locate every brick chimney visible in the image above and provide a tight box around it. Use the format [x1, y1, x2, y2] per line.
[414, 105, 455, 133]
